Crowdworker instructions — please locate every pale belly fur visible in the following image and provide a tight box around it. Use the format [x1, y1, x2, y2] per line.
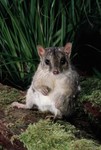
[26, 86, 60, 116]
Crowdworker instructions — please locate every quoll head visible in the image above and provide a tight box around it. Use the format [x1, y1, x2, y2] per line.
[37, 43, 72, 75]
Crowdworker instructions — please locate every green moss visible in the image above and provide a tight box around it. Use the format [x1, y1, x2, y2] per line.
[69, 139, 99, 150]
[19, 120, 100, 150]
[19, 120, 71, 150]
[0, 84, 24, 107]
[79, 77, 101, 106]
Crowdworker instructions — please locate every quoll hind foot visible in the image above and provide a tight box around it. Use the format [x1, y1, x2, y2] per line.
[45, 114, 62, 122]
[11, 101, 27, 109]
[45, 115, 55, 120]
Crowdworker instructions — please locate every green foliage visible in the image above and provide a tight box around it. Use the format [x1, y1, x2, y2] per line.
[0, 83, 24, 108]
[19, 120, 70, 150]
[69, 139, 100, 150]
[79, 77, 101, 106]
[0, 0, 101, 89]
[19, 120, 100, 150]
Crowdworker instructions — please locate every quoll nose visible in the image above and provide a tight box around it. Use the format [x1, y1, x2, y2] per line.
[53, 70, 59, 75]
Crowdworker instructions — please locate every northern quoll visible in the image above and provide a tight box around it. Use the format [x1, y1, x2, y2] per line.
[12, 43, 80, 119]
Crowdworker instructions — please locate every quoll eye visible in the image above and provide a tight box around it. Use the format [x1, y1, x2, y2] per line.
[45, 59, 50, 65]
[60, 57, 66, 65]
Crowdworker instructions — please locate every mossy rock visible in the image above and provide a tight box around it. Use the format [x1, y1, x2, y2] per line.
[69, 139, 101, 150]
[0, 77, 101, 149]
[19, 120, 100, 150]
[79, 77, 101, 106]
[0, 83, 25, 108]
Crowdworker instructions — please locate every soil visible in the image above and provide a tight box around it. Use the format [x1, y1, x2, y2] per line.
[0, 78, 101, 149]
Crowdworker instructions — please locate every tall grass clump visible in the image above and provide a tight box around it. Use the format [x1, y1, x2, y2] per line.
[0, 0, 101, 89]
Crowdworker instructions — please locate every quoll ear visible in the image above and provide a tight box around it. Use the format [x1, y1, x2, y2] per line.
[37, 45, 45, 57]
[64, 42, 72, 57]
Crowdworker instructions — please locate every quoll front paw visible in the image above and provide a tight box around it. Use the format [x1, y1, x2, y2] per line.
[11, 102, 20, 108]
[40, 86, 50, 96]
